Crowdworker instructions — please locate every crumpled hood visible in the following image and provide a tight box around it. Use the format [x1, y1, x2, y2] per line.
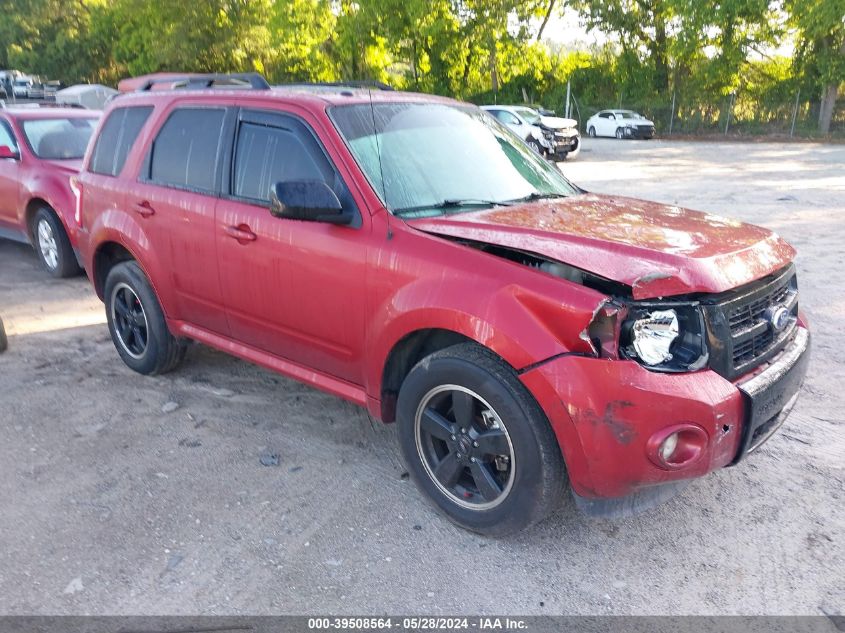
[406, 193, 795, 299]
[539, 115, 578, 130]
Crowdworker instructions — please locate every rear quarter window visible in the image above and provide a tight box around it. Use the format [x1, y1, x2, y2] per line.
[89, 106, 153, 176]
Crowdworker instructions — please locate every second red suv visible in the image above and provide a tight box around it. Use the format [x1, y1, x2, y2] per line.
[77, 74, 810, 534]
[0, 107, 100, 276]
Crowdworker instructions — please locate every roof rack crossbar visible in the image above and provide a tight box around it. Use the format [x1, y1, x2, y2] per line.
[279, 80, 395, 92]
[137, 73, 271, 92]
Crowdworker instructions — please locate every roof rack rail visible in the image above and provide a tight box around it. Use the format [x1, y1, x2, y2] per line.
[278, 81, 395, 92]
[136, 72, 271, 92]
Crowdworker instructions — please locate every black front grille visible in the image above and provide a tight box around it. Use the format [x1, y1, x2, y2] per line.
[727, 280, 791, 331]
[702, 265, 799, 380]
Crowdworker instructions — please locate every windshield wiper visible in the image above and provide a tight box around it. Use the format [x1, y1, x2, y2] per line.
[505, 192, 569, 204]
[394, 198, 513, 217]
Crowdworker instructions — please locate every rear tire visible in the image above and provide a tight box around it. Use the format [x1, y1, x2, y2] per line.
[104, 261, 186, 375]
[397, 343, 566, 535]
[587, 126, 596, 137]
[32, 206, 80, 278]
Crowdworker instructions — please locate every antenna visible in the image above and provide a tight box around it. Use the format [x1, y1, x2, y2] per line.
[366, 86, 391, 238]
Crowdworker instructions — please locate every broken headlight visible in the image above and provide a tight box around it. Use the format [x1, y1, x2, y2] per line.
[620, 304, 708, 372]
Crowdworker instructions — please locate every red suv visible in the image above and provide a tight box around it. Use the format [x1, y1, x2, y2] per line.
[0, 107, 100, 276]
[77, 74, 810, 534]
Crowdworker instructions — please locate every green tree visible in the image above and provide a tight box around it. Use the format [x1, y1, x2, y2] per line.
[788, 0, 845, 133]
[110, 0, 273, 76]
[0, 0, 112, 84]
[267, 0, 337, 82]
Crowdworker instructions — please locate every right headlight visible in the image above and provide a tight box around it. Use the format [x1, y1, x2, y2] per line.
[620, 303, 709, 372]
[629, 309, 678, 365]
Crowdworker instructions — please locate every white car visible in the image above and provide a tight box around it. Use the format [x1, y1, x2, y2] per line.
[13, 77, 33, 98]
[481, 105, 580, 160]
[586, 109, 655, 139]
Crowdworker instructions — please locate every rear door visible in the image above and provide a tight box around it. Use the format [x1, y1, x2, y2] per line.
[215, 107, 369, 384]
[0, 117, 21, 231]
[130, 105, 231, 335]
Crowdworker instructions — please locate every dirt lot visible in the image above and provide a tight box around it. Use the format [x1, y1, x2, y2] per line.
[0, 138, 842, 616]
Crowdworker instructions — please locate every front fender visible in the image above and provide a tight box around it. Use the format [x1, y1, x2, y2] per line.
[365, 274, 605, 397]
[20, 174, 76, 243]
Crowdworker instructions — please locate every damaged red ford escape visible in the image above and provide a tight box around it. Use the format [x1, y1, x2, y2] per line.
[77, 74, 810, 534]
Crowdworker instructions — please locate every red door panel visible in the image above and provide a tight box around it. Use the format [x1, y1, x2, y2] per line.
[216, 199, 368, 384]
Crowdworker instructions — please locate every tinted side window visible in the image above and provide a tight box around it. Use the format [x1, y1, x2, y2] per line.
[90, 106, 152, 176]
[233, 122, 333, 202]
[149, 108, 226, 193]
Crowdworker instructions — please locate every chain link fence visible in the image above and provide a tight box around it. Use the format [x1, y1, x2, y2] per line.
[554, 91, 845, 139]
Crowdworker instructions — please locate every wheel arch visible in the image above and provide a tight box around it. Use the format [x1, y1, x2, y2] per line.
[378, 328, 522, 424]
[92, 241, 141, 300]
[25, 197, 54, 241]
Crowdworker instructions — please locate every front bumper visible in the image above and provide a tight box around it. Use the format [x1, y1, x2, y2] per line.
[622, 126, 655, 139]
[520, 326, 810, 503]
[542, 133, 580, 158]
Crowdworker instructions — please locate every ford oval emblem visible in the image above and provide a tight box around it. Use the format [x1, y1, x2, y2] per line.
[765, 305, 790, 332]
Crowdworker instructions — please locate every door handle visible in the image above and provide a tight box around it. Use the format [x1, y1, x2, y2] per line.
[132, 200, 155, 217]
[224, 224, 257, 242]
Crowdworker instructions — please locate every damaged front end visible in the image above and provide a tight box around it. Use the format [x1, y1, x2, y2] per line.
[457, 239, 810, 516]
[459, 239, 711, 374]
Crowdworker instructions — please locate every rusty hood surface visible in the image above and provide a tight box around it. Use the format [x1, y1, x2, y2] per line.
[406, 193, 795, 299]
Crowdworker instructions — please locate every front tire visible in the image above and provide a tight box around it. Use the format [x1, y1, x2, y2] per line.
[615, 127, 625, 139]
[527, 138, 542, 155]
[397, 343, 566, 535]
[104, 261, 186, 375]
[32, 206, 80, 278]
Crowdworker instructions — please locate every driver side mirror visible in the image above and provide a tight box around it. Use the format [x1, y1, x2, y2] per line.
[0, 145, 19, 160]
[269, 180, 351, 225]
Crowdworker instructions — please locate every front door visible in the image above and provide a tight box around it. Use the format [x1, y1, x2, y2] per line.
[216, 108, 369, 384]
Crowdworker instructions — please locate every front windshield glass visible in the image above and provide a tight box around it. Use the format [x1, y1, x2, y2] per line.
[616, 111, 643, 120]
[22, 118, 97, 160]
[513, 107, 541, 124]
[331, 102, 578, 218]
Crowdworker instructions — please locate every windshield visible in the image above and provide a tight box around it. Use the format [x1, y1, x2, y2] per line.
[616, 111, 644, 120]
[22, 118, 97, 160]
[513, 107, 541, 124]
[14, 80, 29, 86]
[331, 102, 578, 218]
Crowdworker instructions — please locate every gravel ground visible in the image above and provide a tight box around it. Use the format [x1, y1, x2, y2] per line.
[0, 138, 842, 616]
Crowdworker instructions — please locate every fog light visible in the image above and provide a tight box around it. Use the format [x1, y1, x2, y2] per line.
[647, 424, 708, 470]
[660, 432, 679, 462]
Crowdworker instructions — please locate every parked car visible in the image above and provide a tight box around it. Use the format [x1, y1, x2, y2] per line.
[586, 109, 656, 139]
[26, 81, 45, 100]
[481, 105, 580, 160]
[12, 78, 32, 99]
[0, 107, 100, 276]
[77, 73, 809, 535]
